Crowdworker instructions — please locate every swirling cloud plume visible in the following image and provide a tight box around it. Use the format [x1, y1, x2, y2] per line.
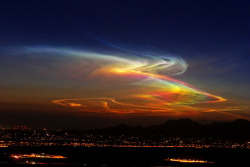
[27, 47, 226, 115]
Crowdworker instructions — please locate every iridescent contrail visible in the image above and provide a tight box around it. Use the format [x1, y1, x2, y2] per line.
[31, 47, 227, 115]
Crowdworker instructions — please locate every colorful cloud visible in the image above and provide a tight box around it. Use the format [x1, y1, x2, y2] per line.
[28, 47, 227, 115]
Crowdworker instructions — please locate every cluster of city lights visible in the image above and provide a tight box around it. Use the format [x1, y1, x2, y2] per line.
[10, 153, 67, 159]
[165, 158, 214, 164]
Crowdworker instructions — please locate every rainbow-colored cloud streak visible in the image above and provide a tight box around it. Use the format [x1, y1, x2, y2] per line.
[38, 47, 227, 115]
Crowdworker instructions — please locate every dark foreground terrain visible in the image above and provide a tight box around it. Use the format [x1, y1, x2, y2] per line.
[0, 146, 250, 167]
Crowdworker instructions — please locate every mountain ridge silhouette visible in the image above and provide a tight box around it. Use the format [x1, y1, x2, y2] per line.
[88, 119, 250, 139]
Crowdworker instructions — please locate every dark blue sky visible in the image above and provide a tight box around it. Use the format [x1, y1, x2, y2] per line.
[0, 0, 249, 51]
[0, 0, 249, 129]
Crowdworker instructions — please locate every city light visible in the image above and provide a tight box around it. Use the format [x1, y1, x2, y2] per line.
[10, 153, 67, 159]
[165, 158, 214, 164]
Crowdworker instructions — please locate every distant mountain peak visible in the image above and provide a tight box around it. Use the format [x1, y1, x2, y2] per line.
[88, 119, 250, 138]
[160, 119, 200, 126]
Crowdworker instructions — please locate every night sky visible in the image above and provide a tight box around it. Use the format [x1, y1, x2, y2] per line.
[0, 0, 249, 129]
